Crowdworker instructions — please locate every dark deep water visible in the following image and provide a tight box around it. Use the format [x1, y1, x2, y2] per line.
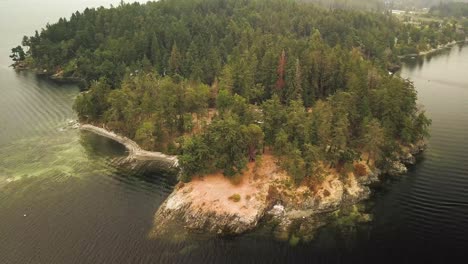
[1, 2, 468, 263]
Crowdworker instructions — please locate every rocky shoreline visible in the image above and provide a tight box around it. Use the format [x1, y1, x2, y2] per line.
[80, 124, 179, 170]
[11, 63, 85, 85]
[33, 64, 427, 241]
[150, 141, 427, 240]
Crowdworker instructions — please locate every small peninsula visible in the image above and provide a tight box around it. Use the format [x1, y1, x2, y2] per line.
[13, 0, 460, 241]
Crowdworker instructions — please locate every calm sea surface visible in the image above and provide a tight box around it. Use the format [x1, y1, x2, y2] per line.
[1, 1, 468, 263]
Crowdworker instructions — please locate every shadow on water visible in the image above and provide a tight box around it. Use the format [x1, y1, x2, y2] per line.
[79, 131, 127, 158]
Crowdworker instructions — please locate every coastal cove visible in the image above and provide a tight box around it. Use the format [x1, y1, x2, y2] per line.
[79, 124, 179, 170]
[79, 119, 425, 238]
[1, 1, 468, 263]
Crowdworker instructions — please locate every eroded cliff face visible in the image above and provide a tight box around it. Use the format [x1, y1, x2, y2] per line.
[149, 156, 279, 237]
[150, 177, 271, 236]
[264, 169, 377, 241]
[150, 157, 378, 238]
[386, 140, 427, 176]
[150, 141, 426, 239]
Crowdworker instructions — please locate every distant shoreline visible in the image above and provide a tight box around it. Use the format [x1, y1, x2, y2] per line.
[399, 39, 468, 59]
[419, 40, 467, 56]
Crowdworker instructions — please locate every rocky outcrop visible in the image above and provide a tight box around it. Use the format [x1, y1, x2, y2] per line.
[150, 141, 427, 239]
[150, 157, 280, 237]
[400, 153, 416, 165]
[408, 140, 428, 155]
[151, 161, 380, 239]
[400, 141, 426, 165]
[387, 160, 408, 176]
[265, 172, 373, 242]
[387, 140, 427, 176]
[151, 183, 270, 236]
[357, 168, 380, 185]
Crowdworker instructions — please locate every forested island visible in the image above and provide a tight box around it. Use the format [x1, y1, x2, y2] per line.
[11, 0, 457, 240]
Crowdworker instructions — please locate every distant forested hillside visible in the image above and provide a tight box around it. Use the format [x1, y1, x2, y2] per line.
[18, 0, 463, 88]
[20, 0, 406, 87]
[430, 2, 468, 17]
[389, 0, 468, 9]
[304, 0, 468, 10]
[303, 0, 466, 11]
[301, 0, 384, 10]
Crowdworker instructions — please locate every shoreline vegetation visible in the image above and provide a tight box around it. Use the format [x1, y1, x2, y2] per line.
[398, 39, 468, 58]
[11, 0, 456, 242]
[11, 62, 87, 86]
[13, 38, 467, 75]
[418, 39, 468, 55]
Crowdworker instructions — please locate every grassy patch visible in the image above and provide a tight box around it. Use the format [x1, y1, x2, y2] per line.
[228, 193, 241, 202]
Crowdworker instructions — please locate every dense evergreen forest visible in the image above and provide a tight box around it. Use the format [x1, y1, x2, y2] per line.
[15, 0, 434, 183]
[18, 0, 464, 85]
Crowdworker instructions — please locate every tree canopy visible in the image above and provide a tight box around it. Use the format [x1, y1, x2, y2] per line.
[16, 0, 434, 183]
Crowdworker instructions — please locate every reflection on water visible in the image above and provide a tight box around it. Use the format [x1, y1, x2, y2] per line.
[80, 131, 127, 158]
[402, 43, 466, 72]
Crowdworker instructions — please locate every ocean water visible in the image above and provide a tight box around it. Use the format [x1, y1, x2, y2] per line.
[1, 1, 468, 263]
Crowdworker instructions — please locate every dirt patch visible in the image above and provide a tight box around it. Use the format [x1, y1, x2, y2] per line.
[181, 154, 282, 217]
